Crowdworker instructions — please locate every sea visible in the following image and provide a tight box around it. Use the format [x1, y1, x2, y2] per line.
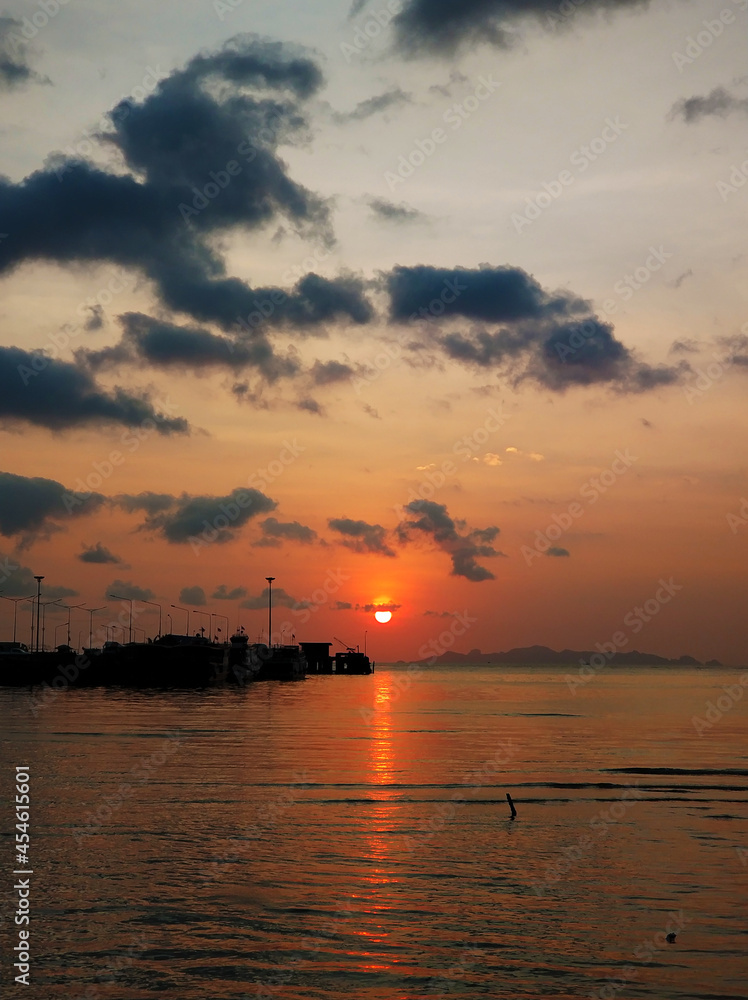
[0, 664, 746, 999]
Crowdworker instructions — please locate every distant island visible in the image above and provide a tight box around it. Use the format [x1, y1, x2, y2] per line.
[404, 645, 724, 668]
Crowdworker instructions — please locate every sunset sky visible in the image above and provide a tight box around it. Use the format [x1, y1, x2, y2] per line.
[0, 0, 746, 663]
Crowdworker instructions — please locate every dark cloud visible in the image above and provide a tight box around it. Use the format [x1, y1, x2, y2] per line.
[332, 601, 353, 610]
[398, 500, 501, 581]
[113, 492, 175, 516]
[0, 346, 189, 434]
[385, 264, 589, 324]
[384, 264, 687, 394]
[0, 17, 47, 91]
[240, 587, 308, 610]
[84, 304, 105, 331]
[78, 543, 126, 565]
[389, 0, 653, 56]
[309, 359, 356, 385]
[0, 35, 373, 379]
[333, 87, 411, 123]
[297, 397, 324, 415]
[212, 585, 248, 600]
[328, 517, 395, 557]
[107, 579, 155, 602]
[356, 602, 401, 612]
[259, 517, 317, 544]
[83, 312, 296, 380]
[0, 471, 104, 537]
[671, 86, 748, 123]
[180, 586, 207, 606]
[367, 197, 428, 224]
[0, 552, 76, 599]
[547, 547, 570, 557]
[135, 488, 277, 544]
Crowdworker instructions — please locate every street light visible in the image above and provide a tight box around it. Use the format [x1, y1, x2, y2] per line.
[108, 593, 134, 642]
[140, 600, 163, 638]
[166, 613, 173, 633]
[0, 595, 35, 644]
[193, 609, 210, 638]
[84, 606, 106, 649]
[40, 600, 62, 652]
[33, 576, 44, 653]
[212, 613, 229, 642]
[59, 603, 85, 644]
[170, 604, 190, 635]
[266, 577, 275, 646]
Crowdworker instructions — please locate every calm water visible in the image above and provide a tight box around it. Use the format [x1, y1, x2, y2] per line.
[0, 666, 746, 999]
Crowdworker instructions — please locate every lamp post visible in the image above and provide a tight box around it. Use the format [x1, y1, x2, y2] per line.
[166, 613, 173, 634]
[60, 603, 85, 645]
[140, 600, 163, 638]
[364, 630, 368, 656]
[266, 577, 275, 646]
[54, 623, 67, 646]
[214, 614, 229, 641]
[193, 609, 210, 638]
[108, 593, 134, 642]
[33, 576, 44, 653]
[40, 600, 62, 652]
[85, 606, 106, 649]
[171, 604, 189, 635]
[0, 595, 35, 644]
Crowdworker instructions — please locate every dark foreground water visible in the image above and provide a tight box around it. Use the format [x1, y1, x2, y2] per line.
[1, 665, 747, 999]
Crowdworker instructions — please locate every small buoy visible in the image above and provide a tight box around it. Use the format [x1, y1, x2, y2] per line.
[506, 792, 517, 820]
[666, 933, 677, 944]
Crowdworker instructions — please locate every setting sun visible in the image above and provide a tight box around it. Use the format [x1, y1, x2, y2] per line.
[374, 611, 393, 624]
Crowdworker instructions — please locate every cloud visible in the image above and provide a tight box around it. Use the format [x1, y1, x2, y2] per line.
[328, 517, 395, 556]
[388, 0, 654, 56]
[332, 601, 353, 610]
[0, 552, 76, 598]
[259, 517, 317, 544]
[107, 579, 155, 602]
[0, 34, 373, 380]
[0, 347, 189, 434]
[332, 87, 412, 123]
[179, 586, 207, 606]
[547, 547, 570, 557]
[0, 17, 47, 91]
[240, 586, 308, 610]
[384, 264, 686, 393]
[671, 86, 748, 123]
[505, 447, 544, 461]
[78, 543, 126, 565]
[212, 585, 248, 601]
[397, 500, 502, 581]
[84, 304, 105, 331]
[385, 263, 589, 324]
[356, 602, 401, 612]
[367, 197, 428, 224]
[130, 487, 277, 544]
[0, 471, 105, 538]
[83, 312, 297, 380]
[309, 359, 357, 385]
[113, 492, 175, 515]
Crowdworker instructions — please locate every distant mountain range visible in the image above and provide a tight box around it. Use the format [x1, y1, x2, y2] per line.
[407, 645, 724, 667]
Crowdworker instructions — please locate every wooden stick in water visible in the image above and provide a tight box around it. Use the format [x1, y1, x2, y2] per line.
[506, 792, 517, 820]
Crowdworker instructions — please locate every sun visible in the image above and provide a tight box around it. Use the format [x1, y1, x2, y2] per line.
[374, 610, 392, 623]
